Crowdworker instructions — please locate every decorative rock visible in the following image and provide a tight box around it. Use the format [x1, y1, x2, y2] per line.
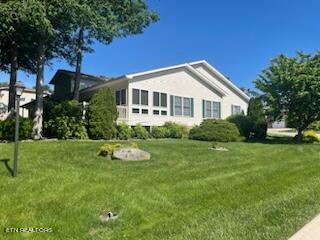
[113, 147, 151, 161]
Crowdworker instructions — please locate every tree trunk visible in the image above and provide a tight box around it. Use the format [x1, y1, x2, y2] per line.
[296, 128, 303, 143]
[73, 28, 84, 101]
[32, 38, 46, 140]
[8, 42, 18, 112]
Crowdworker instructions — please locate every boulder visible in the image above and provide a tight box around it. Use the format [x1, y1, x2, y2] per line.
[113, 147, 151, 161]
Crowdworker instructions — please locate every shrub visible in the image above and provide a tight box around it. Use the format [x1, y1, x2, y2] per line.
[0, 117, 33, 141]
[97, 142, 139, 159]
[189, 119, 241, 142]
[151, 126, 170, 139]
[98, 143, 122, 158]
[302, 130, 320, 144]
[163, 122, 189, 139]
[43, 100, 88, 139]
[117, 122, 133, 140]
[308, 121, 320, 131]
[227, 115, 254, 139]
[45, 117, 88, 140]
[227, 115, 267, 140]
[87, 88, 118, 139]
[133, 124, 149, 139]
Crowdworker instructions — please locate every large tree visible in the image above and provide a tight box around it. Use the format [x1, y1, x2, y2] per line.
[71, 0, 159, 100]
[255, 52, 320, 142]
[30, 0, 77, 139]
[0, 1, 37, 111]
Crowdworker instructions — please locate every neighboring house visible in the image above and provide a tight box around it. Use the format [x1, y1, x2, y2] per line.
[49, 60, 249, 127]
[0, 86, 39, 120]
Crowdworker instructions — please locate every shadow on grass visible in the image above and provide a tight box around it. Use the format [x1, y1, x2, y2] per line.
[247, 135, 295, 145]
[0, 159, 13, 176]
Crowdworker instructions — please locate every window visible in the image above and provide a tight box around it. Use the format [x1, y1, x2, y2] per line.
[153, 92, 159, 106]
[116, 91, 121, 105]
[161, 110, 167, 116]
[132, 108, 139, 114]
[212, 102, 220, 119]
[142, 109, 148, 114]
[121, 89, 126, 105]
[141, 90, 148, 106]
[174, 96, 182, 116]
[171, 95, 193, 117]
[153, 92, 167, 107]
[183, 97, 191, 116]
[153, 110, 160, 115]
[132, 89, 140, 105]
[203, 100, 221, 119]
[161, 93, 167, 107]
[116, 89, 126, 105]
[205, 101, 212, 118]
[232, 105, 241, 115]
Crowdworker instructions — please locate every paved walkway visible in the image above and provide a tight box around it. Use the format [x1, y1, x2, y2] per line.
[289, 215, 320, 240]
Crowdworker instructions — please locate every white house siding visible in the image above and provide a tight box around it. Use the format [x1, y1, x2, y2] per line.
[127, 67, 224, 127]
[0, 88, 36, 119]
[191, 64, 248, 118]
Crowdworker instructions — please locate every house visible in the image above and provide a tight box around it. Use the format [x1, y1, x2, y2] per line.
[49, 60, 249, 127]
[0, 86, 38, 120]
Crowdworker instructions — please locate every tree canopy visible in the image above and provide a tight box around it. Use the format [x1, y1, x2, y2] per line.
[255, 52, 320, 142]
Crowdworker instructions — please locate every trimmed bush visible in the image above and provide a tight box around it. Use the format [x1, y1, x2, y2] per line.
[163, 122, 189, 139]
[117, 122, 133, 140]
[0, 117, 33, 141]
[44, 100, 88, 140]
[151, 126, 170, 139]
[189, 119, 241, 142]
[227, 115, 267, 140]
[45, 117, 88, 140]
[87, 88, 118, 140]
[227, 115, 254, 139]
[302, 130, 320, 144]
[133, 124, 149, 139]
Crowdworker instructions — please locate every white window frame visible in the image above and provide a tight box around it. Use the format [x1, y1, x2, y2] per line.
[204, 100, 221, 119]
[231, 104, 241, 115]
[173, 95, 192, 117]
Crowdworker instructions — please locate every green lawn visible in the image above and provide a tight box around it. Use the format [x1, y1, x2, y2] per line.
[0, 139, 319, 240]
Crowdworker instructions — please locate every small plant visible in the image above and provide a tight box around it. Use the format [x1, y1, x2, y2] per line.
[98, 143, 122, 158]
[133, 124, 149, 139]
[117, 122, 133, 140]
[163, 122, 189, 139]
[151, 126, 169, 139]
[302, 130, 320, 144]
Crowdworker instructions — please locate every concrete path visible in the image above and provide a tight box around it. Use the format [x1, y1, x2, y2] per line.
[289, 215, 320, 240]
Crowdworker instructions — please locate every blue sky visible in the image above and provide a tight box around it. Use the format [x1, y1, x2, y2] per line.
[1, 0, 320, 89]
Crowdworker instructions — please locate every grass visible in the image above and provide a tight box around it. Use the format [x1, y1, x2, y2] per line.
[0, 139, 319, 240]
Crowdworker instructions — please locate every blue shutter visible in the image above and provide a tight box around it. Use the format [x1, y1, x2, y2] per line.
[170, 95, 174, 116]
[191, 98, 194, 117]
[202, 100, 205, 118]
[218, 102, 221, 119]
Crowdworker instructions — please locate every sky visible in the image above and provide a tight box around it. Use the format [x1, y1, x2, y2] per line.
[1, 0, 320, 89]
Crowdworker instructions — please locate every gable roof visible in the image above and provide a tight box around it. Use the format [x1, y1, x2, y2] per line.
[125, 62, 229, 96]
[189, 60, 250, 101]
[49, 69, 109, 85]
[80, 60, 250, 102]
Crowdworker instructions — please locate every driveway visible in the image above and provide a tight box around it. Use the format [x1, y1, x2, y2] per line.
[268, 128, 320, 138]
